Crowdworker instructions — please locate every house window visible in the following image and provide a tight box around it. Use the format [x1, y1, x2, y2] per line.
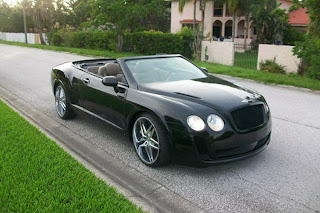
[226, 3, 231, 16]
[182, 23, 198, 29]
[214, 2, 223, 17]
[225, 20, 233, 38]
[212, 20, 222, 38]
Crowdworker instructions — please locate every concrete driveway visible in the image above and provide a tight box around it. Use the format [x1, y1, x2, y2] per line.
[0, 44, 319, 213]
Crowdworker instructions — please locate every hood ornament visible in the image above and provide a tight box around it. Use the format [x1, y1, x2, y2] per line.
[242, 93, 261, 103]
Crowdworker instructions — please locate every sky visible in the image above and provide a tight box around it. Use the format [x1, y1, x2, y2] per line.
[3, 0, 21, 6]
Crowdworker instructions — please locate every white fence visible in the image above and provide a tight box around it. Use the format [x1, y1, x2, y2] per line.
[0, 32, 48, 45]
[258, 44, 300, 73]
[201, 41, 234, 66]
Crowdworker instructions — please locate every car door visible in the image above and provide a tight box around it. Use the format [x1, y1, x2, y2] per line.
[78, 72, 127, 129]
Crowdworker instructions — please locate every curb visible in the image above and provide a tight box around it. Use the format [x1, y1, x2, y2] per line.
[0, 85, 206, 213]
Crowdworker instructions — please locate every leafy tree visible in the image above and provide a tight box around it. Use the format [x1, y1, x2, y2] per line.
[291, 0, 319, 38]
[291, 0, 320, 79]
[28, 0, 55, 44]
[65, 0, 91, 30]
[227, 0, 239, 42]
[0, 0, 34, 32]
[250, 0, 289, 44]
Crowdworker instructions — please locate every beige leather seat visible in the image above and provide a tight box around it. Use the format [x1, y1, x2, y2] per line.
[87, 66, 100, 74]
[98, 63, 126, 83]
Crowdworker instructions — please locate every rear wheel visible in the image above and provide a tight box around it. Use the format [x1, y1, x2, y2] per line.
[55, 84, 75, 119]
[132, 113, 172, 167]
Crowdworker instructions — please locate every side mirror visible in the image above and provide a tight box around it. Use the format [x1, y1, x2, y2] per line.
[200, 67, 208, 73]
[102, 76, 118, 87]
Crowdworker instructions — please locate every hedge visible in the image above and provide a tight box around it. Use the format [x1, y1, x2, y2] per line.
[48, 30, 193, 58]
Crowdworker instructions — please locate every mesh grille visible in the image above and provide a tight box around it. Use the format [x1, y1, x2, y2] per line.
[231, 104, 265, 130]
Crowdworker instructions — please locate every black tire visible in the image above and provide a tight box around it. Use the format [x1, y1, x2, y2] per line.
[132, 113, 172, 167]
[54, 84, 75, 120]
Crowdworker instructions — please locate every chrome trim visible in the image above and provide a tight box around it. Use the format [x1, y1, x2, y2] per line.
[71, 104, 124, 130]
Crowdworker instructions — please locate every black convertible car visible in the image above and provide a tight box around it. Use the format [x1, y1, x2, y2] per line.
[51, 54, 271, 167]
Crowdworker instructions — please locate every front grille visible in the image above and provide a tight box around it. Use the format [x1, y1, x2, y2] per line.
[231, 104, 266, 130]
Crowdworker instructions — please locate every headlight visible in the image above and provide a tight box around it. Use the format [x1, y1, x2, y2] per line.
[207, 114, 224, 132]
[187, 115, 206, 131]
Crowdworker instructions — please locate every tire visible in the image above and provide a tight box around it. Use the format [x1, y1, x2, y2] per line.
[55, 84, 75, 120]
[132, 113, 172, 167]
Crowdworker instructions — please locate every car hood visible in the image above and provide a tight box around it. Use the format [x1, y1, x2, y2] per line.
[138, 75, 264, 113]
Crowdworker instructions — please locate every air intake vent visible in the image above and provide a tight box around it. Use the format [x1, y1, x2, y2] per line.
[231, 104, 266, 130]
[173, 92, 200, 99]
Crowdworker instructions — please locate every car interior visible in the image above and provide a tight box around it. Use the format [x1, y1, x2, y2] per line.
[79, 61, 127, 84]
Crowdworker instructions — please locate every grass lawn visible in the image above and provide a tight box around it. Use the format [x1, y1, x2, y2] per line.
[1, 40, 319, 91]
[0, 99, 143, 212]
[194, 61, 320, 90]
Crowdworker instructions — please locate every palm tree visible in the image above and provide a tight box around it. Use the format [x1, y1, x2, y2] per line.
[227, 0, 239, 42]
[179, 0, 196, 33]
[30, 0, 53, 44]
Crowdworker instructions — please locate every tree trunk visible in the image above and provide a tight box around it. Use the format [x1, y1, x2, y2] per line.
[200, 0, 205, 34]
[243, 15, 249, 50]
[116, 34, 123, 52]
[192, 0, 198, 58]
[38, 28, 46, 45]
[232, 12, 236, 42]
[193, 0, 196, 34]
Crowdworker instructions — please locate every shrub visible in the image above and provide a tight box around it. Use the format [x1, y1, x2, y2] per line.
[260, 58, 286, 74]
[293, 37, 320, 80]
[123, 31, 193, 58]
[48, 30, 193, 58]
[48, 30, 73, 46]
[283, 27, 305, 46]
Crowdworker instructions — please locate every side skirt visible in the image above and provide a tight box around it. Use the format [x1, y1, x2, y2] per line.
[71, 104, 125, 131]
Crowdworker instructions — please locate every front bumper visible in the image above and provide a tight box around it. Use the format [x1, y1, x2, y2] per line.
[172, 117, 272, 167]
[201, 133, 270, 165]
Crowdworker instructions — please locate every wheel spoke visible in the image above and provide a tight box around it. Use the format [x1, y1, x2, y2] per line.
[149, 127, 155, 139]
[59, 88, 64, 99]
[145, 145, 153, 162]
[149, 143, 159, 150]
[139, 120, 146, 137]
[146, 124, 152, 135]
[60, 101, 66, 111]
[58, 103, 63, 115]
[150, 138, 159, 145]
[137, 144, 144, 156]
[136, 137, 146, 145]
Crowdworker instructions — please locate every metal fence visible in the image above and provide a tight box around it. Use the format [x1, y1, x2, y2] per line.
[234, 43, 258, 70]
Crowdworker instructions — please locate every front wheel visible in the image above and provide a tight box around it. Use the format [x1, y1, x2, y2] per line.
[132, 113, 172, 167]
[55, 84, 75, 119]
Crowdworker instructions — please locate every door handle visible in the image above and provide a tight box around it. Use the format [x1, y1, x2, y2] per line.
[82, 78, 90, 84]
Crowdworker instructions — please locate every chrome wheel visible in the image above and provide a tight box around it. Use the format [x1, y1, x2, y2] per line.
[133, 117, 160, 164]
[55, 85, 67, 117]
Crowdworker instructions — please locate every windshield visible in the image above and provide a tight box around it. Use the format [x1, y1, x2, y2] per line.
[125, 57, 207, 84]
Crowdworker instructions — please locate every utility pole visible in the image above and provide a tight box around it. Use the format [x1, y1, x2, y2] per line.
[22, 0, 28, 43]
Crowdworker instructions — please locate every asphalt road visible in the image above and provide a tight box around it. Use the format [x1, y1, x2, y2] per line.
[1, 44, 320, 213]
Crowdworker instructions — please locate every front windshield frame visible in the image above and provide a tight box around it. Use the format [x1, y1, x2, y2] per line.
[123, 56, 208, 85]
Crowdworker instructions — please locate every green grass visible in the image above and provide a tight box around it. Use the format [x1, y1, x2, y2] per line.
[194, 61, 320, 90]
[0, 99, 143, 212]
[1, 40, 319, 91]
